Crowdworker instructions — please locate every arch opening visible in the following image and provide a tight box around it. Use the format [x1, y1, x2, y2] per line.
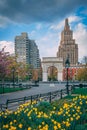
[47, 66, 58, 81]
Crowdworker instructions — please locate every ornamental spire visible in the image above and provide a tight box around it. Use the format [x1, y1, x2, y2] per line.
[64, 18, 70, 30]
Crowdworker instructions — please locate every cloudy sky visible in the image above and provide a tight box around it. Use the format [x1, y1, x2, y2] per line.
[0, 0, 87, 62]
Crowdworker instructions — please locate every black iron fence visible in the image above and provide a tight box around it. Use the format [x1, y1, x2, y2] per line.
[0, 84, 87, 111]
[72, 83, 87, 88]
[0, 82, 39, 87]
[0, 88, 69, 111]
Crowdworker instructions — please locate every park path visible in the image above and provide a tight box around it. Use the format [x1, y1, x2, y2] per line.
[0, 83, 65, 104]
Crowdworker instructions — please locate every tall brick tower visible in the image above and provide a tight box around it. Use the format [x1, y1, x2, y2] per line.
[57, 18, 78, 66]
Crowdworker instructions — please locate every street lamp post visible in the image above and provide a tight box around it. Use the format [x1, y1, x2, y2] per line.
[29, 73, 32, 82]
[65, 57, 70, 95]
[12, 67, 15, 87]
[16, 71, 19, 84]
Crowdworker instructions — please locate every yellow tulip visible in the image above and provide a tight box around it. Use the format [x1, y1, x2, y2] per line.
[18, 123, 23, 128]
[28, 127, 31, 130]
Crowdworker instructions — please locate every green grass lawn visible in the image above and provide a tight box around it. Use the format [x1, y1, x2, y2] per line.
[0, 87, 28, 94]
[72, 87, 87, 95]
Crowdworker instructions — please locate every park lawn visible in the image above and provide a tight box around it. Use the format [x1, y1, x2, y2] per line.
[72, 87, 87, 95]
[0, 87, 28, 94]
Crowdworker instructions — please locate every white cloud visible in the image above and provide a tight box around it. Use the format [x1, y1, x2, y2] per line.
[36, 23, 42, 30]
[50, 15, 81, 31]
[38, 44, 58, 61]
[73, 23, 87, 60]
[0, 41, 14, 54]
[69, 15, 82, 23]
[0, 15, 86, 62]
[29, 30, 36, 38]
[37, 32, 59, 59]
[29, 24, 42, 38]
[50, 20, 64, 31]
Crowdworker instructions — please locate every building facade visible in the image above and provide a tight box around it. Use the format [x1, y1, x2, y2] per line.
[63, 64, 86, 81]
[57, 18, 78, 66]
[15, 32, 41, 69]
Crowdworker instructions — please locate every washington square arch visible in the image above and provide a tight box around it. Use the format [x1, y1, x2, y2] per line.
[42, 57, 63, 81]
[41, 18, 78, 81]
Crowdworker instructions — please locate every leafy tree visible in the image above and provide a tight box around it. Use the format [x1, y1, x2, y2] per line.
[6, 58, 28, 82]
[38, 67, 42, 81]
[77, 66, 87, 81]
[0, 48, 11, 82]
[0, 48, 41, 83]
[25, 64, 33, 81]
[76, 56, 87, 81]
[32, 69, 38, 81]
[5, 55, 18, 81]
[32, 67, 42, 82]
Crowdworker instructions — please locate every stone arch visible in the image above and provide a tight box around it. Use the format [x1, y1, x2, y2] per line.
[42, 57, 63, 81]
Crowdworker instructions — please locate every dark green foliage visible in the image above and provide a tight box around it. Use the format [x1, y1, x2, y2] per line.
[75, 124, 87, 130]
[37, 101, 53, 113]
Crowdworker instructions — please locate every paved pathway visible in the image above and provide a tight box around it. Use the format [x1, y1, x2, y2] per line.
[0, 83, 65, 104]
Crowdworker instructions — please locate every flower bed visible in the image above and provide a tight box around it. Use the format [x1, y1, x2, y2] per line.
[0, 95, 87, 130]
